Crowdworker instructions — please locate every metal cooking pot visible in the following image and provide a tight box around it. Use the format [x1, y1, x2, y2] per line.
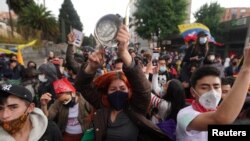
[94, 14, 122, 48]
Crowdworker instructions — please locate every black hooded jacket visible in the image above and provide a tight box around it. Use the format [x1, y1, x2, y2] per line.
[37, 63, 58, 107]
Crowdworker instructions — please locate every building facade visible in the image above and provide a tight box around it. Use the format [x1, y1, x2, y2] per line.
[222, 7, 250, 22]
[215, 16, 250, 58]
[0, 11, 17, 23]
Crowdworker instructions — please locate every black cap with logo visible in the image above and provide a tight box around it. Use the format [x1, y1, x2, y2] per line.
[0, 84, 33, 102]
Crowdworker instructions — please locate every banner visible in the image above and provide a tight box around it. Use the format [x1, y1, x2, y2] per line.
[0, 40, 37, 65]
[0, 48, 17, 54]
[17, 48, 24, 65]
[17, 40, 37, 50]
[16, 40, 37, 65]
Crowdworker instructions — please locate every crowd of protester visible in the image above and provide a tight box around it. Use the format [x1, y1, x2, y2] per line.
[1, 25, 250, 141]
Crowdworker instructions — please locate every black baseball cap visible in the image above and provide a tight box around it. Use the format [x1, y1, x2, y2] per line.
[0, 84, 33, 102]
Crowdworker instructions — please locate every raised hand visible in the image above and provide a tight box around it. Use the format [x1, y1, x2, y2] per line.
[152, 65, 159, 74]
[116, 25, 130, 54]
[67, 32, 76, 45]
[116, 24, 131, 67]
[85, 49, 105, 74]
[40, 93, 52, 106]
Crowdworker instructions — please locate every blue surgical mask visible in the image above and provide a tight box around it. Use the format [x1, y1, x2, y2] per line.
[199, 37, 207, 45]
[108, 91, 128, 111]
[159, 66, 167, 72]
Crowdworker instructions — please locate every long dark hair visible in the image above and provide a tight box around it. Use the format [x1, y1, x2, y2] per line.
[162, 79, 186, 121]
[193, 35, 209, 58]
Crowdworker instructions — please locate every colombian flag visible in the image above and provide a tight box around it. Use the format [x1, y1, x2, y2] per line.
[178, 23, 223, 46]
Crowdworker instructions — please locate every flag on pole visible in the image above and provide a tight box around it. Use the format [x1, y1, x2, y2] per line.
[178, 23, 223, 46]
[17, 48, 24, 65]
[0, 40, 37, 65]
[16, 40, 37, 65]
[0, 48, 17, 54]
[17, 40, 37, 50]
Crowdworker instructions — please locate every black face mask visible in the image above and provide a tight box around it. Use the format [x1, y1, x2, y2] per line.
[107, 91, 128, 111]
[232, 62, 237, 66]
[63, 96, 76, 107]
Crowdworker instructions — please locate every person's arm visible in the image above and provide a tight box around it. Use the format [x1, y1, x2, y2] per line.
[117, 25, 151, 115]
[40, 93, 51, 117]
[41, 105, 49, 117]
[75, 48, 105, 109]
[151, 73, 161, 95]
[116, 25, 132, 67]
[40, 93, 59, 119]
[151, 93, 161, 108]
[74, 65, 102, 109]
[188, 45, 250, 131]
[151, 65, 162, 96]
[151, 93, 171, 120]
[66, 32, 81, 72]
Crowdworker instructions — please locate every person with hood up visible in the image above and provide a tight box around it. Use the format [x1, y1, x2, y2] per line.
[0, 83, 62, 141]
[37, 63, 58, 107]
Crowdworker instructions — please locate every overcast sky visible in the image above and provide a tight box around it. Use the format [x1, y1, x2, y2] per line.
[0, 0, 250, 36]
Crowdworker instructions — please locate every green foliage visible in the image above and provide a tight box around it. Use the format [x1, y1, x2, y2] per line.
[194, 2, 225, 39]
[133, 0, 187, 40]
[17, 3, 59, 41]
[58, 0, 83, 42]
[82, 34, 96, 47]
[6, 0, 34, 14]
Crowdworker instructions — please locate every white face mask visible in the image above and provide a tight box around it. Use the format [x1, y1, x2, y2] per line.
[196, 89, 221, 110]
[199, 37, 207, 45]
[38, 74, 48, 82]
[208, 55, 215, 61]
[63, 96, 72, 105]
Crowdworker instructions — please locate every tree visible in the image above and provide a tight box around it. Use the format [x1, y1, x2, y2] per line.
[133, 0, 187, 40]
[6, 0, 34, 14]
[6, 0, 34, 37]
[58, 0, 83, 42]
[18, 3, 59, 41]
[194, 2, 224, 39]
[82, 34, 96, 47]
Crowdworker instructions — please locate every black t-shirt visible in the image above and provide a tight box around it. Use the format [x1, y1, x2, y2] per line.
[105, 111, 138, 141]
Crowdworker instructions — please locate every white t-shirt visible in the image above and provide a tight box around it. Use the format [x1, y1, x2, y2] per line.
[65, 103, 82, 134]
[176, 105, 208, 141]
